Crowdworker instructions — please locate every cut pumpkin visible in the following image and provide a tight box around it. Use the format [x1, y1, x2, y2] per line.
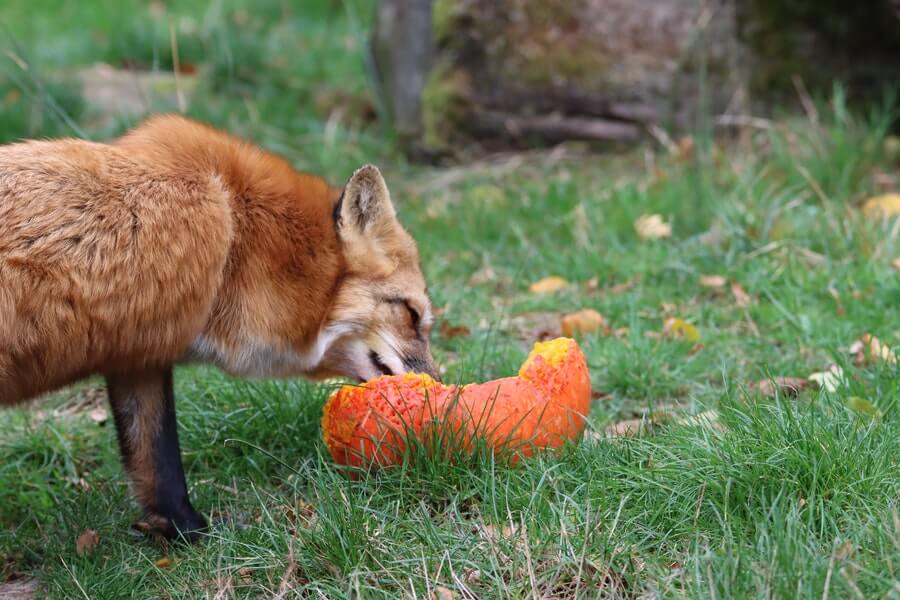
[321, 337, 592, 468]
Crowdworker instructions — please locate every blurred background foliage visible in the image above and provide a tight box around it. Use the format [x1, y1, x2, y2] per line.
[2, 0, 898, 167]
[0, 0, 378, 180]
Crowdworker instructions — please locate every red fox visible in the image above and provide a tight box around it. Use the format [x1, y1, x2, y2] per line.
[0, 115, 438, 540]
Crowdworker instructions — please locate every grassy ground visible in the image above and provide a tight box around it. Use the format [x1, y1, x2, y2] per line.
[2, 1, 899, 598]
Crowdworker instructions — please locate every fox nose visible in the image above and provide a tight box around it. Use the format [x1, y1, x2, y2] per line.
[403, 356, 441, 382]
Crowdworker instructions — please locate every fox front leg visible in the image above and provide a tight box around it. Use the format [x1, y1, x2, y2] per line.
[106, 368, 207, 541]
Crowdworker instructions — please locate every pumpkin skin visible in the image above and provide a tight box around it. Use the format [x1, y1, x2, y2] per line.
[321, 337, 592, 468]
[320, 372, 443, 468]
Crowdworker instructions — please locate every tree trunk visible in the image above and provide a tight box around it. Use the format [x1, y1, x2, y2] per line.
[372, 0, 900, 159]
[370, 0, 434, 154]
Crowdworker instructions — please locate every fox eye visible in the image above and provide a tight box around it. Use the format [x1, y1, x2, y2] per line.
[381, 296, 425, 338]
[405, 303, 421, 329]
[369, 350, 393, 376]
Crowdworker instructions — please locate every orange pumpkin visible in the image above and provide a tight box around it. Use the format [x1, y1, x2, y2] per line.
[321, 337, 592, 468]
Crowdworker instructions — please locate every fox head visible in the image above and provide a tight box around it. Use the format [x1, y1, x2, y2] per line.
[310, 165, 439, 383]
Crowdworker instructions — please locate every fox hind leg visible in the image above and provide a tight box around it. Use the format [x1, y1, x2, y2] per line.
[106, 367, 207, 541]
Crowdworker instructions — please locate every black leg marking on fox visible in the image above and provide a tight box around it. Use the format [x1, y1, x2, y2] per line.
[106, 367, 207, 542]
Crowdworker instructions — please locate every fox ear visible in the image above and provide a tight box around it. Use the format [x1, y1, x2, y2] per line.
[336, 164, 396, 232]
[335, 164, 405, 275]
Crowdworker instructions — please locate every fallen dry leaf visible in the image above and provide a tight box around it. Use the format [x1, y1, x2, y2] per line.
[572, 202, 591, 249]
[699, 274, 727, 288]
[850, 333, 897, 365]
[662, 318, 700, 342]
[439, 321, 471, 339]
[872, 168, 897, 191]
[601, 409, 677, 439]
[41, 386, 107, 424]
[675, 135, 695, 162]
[284, 498, 317, 527]
[155, 557, 173, 569]
[89, 407, 108, 425]
[507, 311, 561, 342]
[0, 578, 36, 600]
[631, 554, 647, 574]
[846, 396, 883, 421]
[468, 266, 496, 286]
[862, 193, 900, 218]
[731, 282, 751, 308]
[591, 389, 610, 400]
[75, 529, 99, 557]
[835, 540, 856, 561]
[608, 276, 639, 295]
[486, 523, 516, 539]
[528, 276, 568, 294]
[751, 377, 810, 398]
[676, 409, 727, 432]
[477, 522, 522, 555]
[698, 225, 725, 248]
[4, 88, 22, 104]
[604, 418, 649, 437]
[808, 365, 845, 393]
[827, 286, 845, 316]
[560, 309, 608, 337]
[885, 135, 900, 163]
[634, 214, 672, 240]
[432, 586, 456, 600]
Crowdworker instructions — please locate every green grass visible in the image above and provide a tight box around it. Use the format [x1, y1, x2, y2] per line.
[2, 1, 900, 598]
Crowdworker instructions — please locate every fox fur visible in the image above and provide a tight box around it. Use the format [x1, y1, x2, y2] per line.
[0, 114, 437, 539]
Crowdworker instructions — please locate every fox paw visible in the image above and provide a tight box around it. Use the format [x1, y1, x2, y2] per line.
[132, 508, 208, 543]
